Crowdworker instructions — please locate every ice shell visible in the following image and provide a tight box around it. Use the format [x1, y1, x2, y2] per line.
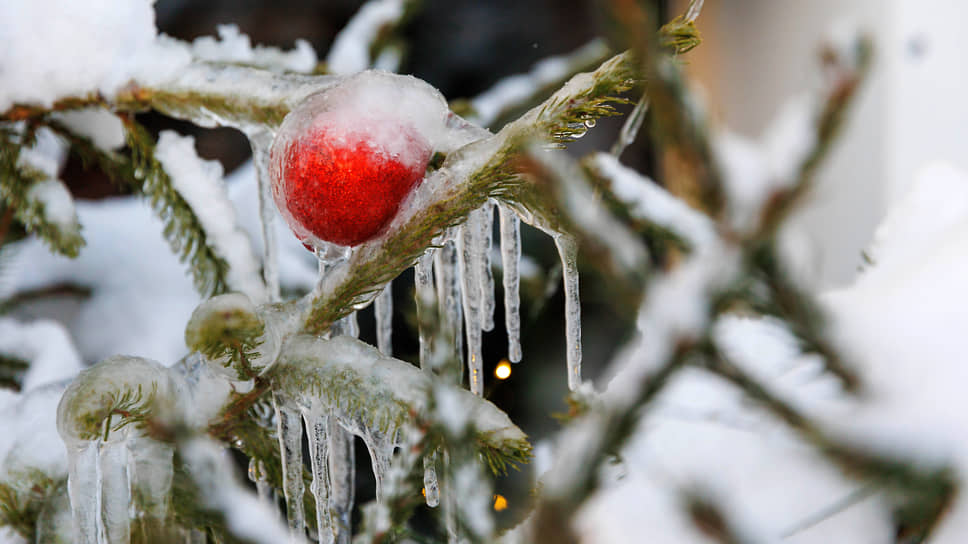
[56, 356, 178, 444]
[184, 292, 280, 380]
[269, 70, 454, 250]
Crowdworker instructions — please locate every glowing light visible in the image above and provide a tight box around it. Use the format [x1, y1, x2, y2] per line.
[493, 494, 508, 511]
[494, 360, 512, 380]
[421, 487, 426, 497]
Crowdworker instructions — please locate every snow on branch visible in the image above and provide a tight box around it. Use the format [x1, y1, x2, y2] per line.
[465, 39, 611, 129]
[155, 131, 266, 302]
[0, 318, 82, 392]
[326, 0, 415, 74]
[0, 127, 83, 258]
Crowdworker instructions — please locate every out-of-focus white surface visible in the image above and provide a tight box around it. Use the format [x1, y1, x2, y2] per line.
[677, 0, 968, 290]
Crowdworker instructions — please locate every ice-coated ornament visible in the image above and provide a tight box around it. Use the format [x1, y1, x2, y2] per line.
[269, 70, 453, 249]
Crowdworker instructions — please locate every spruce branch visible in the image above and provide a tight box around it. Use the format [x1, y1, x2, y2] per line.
[0, 354, 28, 391]
[47, 118, 233, 297]
[682, 490, 752, 544]
[0, 129, 84, 258]
[1, 62, 336, 130]
[755, 35, 874, 238]
[609, 0, 723, 215]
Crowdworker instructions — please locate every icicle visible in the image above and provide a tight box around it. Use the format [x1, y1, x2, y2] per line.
[435, 233, 464, 376]
[360, 428, 395, 502]
[332, 312, 359, 338]
[498, 205, 523, 362]
[414, 249, 436, 371]
[66, 442, 100, 544]
[303, 410, 334, 544]
[328, 419, 355, 544]
[442, 451, 459, 544]
[249, 458, 273, 506]
[555, 235, 582, 391]
[459, 210, 485, 395]
[610, 94, 650, 158]
[248, 129, 281, 301]
[98, 442, 132, 544]
[480, 201, 496, 332]
[423, 454, 440, 508]
[374, 283, 393, 356]
[273, 396, 306, 541]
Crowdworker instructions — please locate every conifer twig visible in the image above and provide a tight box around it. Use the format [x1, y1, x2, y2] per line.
[47, 119, 233, 297]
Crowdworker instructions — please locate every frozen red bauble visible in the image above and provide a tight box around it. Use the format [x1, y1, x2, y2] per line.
[274, 122, 430, 247]
[269, 71, 452, 250]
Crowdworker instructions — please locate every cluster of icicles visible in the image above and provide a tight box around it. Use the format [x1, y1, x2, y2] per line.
[54, 196, 581, 544]
[271, 198, 583, 542]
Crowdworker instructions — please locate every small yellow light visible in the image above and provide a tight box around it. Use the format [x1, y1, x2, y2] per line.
[421, 487, 426, 498]
[494, 360, 512, 380]
[493, 494, 508, 512]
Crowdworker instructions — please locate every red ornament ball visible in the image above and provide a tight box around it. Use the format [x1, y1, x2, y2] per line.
[270, 73, 442, 249]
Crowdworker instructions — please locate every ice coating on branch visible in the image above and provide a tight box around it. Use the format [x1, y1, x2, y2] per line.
[184, 293, 281, 380]
[271, 335, 527, 541]
[56, 356, 178, 444]
[326, 0, 406, 75]
[374, 283, 394, 356]
[555, 235, 582, 391]
[275, 335, 527, 454]
[0, 0, 190, 112]
[498, 205, 522, 362]
[156, 131, 266, 302]
[459, 209, 486, 395]
[0, 318, 82, 391]
[191, 24, 317, 73]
